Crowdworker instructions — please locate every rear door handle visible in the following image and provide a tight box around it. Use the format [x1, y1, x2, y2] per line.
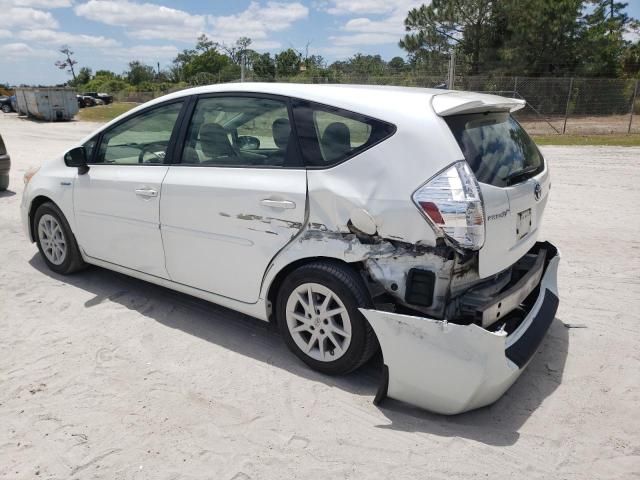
[135, 188, 158, 198]
[260, 199, 296, 209]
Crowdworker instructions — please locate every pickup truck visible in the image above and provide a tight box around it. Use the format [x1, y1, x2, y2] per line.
[82, 92, 113, 105]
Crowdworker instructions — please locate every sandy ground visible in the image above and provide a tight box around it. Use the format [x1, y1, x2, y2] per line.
[0, 113, 639, 480]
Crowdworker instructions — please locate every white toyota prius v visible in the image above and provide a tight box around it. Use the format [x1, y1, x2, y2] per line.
[21, 83, 560, 414]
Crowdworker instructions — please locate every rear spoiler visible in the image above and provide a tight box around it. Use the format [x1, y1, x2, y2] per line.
[432, 91, 526, 116]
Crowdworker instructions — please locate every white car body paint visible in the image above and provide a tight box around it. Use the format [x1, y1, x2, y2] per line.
[479, 167, 551, 277]
[21, 83, 560, 415]
[21, 154, 76, 240]
[74, 164, 169, 278]
[160, 166, 307, 303]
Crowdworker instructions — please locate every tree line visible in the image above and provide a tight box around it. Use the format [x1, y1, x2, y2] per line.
[48, 0, 639, 94]
[401, 0, 639, 77]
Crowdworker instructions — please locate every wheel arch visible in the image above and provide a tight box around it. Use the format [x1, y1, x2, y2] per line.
[28, 195, 58, 242]
[265, 256, 366, 323]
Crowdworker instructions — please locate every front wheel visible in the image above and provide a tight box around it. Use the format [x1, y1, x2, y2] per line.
[276, 261, 378, 375]
[1, 105, 11, 113]
[34, 202, 86, 274]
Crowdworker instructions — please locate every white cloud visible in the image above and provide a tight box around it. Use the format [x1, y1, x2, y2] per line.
[3, 42, 33, 55]
[208, 1, 308, 44]
[326, 0, 423, 50]
[74, 0, 206, 42]
[0, 29, 11, 38]
[624, 29, 639, 43]
[322, 0, 395, 15]
[0, 0, 71, 7]
[1, 41, 55, 59]
[18, 28, 121, 47]
[9, 7, 59, 29]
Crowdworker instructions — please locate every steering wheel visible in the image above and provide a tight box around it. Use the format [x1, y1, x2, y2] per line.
[138, 143, 166, 164]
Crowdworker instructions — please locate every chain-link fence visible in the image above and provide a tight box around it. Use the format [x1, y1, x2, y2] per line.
[457, 76, 640, 135]
[111, 73, 640, 135]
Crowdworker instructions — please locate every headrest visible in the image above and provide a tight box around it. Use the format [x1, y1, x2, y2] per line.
[272, 117, 291, 149]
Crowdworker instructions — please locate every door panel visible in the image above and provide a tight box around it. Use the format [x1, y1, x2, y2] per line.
[160, 167, 306, 302]
[73, 100, 184, 277]
[159, 94, 306, 303]
[74, 165, 169, 277]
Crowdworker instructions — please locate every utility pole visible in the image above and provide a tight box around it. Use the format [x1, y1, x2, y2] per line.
[562, 77, 574, 135]
[447, 49, 456, 90]
[628, 79, 638, 134]
[241, 51, 245, 82]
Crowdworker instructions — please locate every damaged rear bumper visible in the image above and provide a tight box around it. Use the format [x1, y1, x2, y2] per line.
[360, 241, 560, 415]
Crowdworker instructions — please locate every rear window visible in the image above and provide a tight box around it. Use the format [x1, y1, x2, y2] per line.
[292, 99, 395, 167]
[445, 112, 544, 187]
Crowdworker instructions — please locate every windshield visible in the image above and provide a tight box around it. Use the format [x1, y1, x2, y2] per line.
[445, 112, 544, 187]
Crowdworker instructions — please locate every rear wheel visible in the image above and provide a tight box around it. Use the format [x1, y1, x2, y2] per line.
[276, 261, 378, 375]
[0, 175, 8, 191]
[34, 202, 86, 274]
[1, 105, 10, 113]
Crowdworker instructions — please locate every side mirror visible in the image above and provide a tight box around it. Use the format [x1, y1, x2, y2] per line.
[64, 146, 89, 175]
[237, 135, 260, 150]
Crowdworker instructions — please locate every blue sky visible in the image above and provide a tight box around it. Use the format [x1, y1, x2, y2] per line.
[1, 0, 639, 86]
[1, 0, 423, 85]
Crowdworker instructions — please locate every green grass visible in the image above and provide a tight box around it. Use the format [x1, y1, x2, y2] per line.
[532, 134, 640, 147]
[77, 102, 138, 122]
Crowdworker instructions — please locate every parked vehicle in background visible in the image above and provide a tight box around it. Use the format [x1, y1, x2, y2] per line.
[15, 87, 79, 121]
[0, 95, 16, 113]
[0, 133, 10, 191]
[20, 83, 560, 415]
[82, 92, 113, 105]
[77, 95, 96, 108]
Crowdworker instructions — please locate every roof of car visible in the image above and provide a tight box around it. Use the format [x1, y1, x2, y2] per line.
[150, 83, 439, 121]
[179, 82, 442, 98]
[98, 83, 525, 134]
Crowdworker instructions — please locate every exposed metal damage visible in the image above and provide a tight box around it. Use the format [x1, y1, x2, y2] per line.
[292, 220, 479, 321]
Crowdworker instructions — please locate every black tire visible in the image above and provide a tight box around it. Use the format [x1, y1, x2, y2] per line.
[276, 260, 379, 375]
[33, 202, 86, 275]
[1, 105, 11, 113]
[0, 175, 8, 191]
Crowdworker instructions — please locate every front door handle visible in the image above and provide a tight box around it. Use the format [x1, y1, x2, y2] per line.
[135, 188, 158, 198]
[260, 199, 296, 209]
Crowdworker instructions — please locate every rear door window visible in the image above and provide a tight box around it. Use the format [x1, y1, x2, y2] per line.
[445, 112, 544, 187]
[179, 96, 300, 167]
[292, 100, 395, 167]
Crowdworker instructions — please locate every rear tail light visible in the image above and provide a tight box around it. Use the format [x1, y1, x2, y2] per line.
[412, 161, 485, 250]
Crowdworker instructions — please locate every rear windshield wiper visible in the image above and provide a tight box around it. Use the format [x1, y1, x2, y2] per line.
[502, 165, 539, 186]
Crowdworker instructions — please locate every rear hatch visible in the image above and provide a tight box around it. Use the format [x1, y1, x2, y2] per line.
[434, 92, 550, 278]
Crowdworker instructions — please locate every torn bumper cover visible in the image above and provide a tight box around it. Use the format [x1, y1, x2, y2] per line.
[360, 241, 560, 415]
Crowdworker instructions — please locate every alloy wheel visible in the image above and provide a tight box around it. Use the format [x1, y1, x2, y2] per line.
[285, 283, 352, 362]
[38, 214, 67, 265]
